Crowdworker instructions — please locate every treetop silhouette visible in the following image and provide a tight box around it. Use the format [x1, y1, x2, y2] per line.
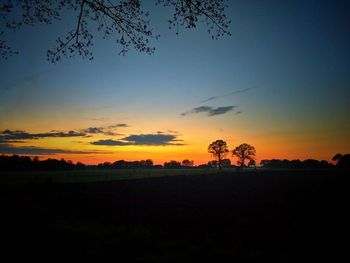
[232, 143, 256, 168]
[208, 139, 228, 170]
[0, 0, 231, 62]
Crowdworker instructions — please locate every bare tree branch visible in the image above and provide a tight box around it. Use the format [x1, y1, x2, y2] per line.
[0, 0, 231, 62]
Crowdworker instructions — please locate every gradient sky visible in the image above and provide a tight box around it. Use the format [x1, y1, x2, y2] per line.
[1, 0, 349, 165]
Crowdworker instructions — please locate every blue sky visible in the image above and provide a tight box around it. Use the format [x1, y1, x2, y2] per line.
[1, 0, 349, 163]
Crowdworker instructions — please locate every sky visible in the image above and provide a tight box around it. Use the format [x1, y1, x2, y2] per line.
[0, 0, 349, 165]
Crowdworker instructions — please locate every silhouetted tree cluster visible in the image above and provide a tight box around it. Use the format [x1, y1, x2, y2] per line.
[208, 140, 256, 170]
[232, 143, 256, 168]
[260, 159, 333, 169]
[182, 159, 194, 167]
[0, 154, 84, 171]
[332, 153, 350, 169]
[207, 158, 231, 168]
[207, 160, 218, 168]
[208, 140, 229, 170]
[163, 160, 181, 169]
[97, 159, 154, 169]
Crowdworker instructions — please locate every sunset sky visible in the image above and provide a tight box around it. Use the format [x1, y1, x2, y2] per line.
[1, 0, 349, 165]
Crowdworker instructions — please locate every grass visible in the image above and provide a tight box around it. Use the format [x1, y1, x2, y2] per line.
[0, 168, 227, 184]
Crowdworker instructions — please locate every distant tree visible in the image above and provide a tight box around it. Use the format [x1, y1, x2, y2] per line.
[208, 140, 229, 170]
[144, 159, 153, 168]
[0, 154, 88, 170]
[232, 143, 256, 169]
[332, 153, 350, 169]
[332, 153, 343, 163]
[76, 161, 86, 169]
[112, 160, 127, 168]
[260, 159, 270, 167]
[207, 160, 218, 168]
[221, 158, 231, 168]
[259, 158, 333, 169]
[0, 0, 231, 61]
[100, 161, 112, 169]
[182, 159, 194, 167]
[164, 160, 181, 168]
[248, 159, 255, 168]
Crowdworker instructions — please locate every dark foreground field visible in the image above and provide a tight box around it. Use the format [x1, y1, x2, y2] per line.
[1, 170, 349, 261]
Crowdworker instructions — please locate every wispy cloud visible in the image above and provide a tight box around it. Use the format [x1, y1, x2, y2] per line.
[91, 133, 184, 146]
[167, 130, 180, 134]
[200, 88, 253, 103]
[83, 127, 105, 134]
[82, 123, 128, 136]
[109, 123, 129, 128]
[181, 106, 237, 117]
[90, 117, 109, 122]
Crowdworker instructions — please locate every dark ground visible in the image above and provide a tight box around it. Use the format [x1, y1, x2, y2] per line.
[1, 170, 349, 261]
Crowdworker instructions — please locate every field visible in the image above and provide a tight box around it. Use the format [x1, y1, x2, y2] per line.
[1, 169, 349, 261]
[0, 168, 222, 184]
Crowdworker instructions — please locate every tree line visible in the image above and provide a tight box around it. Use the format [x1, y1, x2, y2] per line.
[0, 152, 349, 171]
[0, 155, 196, 171]
[260, 154, 349, 169]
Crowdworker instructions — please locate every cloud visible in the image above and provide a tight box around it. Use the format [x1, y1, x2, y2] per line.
[91, 133, 184, 146]
[91, 139, 129, 146]
[90, 117, 109, 122]
[181, 105, 237, 117]
[0, 129, 87, 142]
[200, 88, 253, 103]
[0, 143, 103, 155]
[82, 124, 128, 136]
[123, 134, 183, 145]
[167, 130, 179, 134]
[83, 127, 104, 134]
[208, 106, 236, 116]
[108, 123, 129, 128]
[0, 124, 129, 143]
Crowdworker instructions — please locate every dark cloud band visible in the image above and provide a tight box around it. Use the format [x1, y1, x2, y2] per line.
[91, 133, 184, 146]
[0, 143, 103, 155]
[0, 129, 86, 142]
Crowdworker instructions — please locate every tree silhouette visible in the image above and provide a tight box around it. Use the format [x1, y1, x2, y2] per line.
[208, 139, 228, 170]
[248, 159, 255, 167]
[0, 0, 231, 62]
[332, 153, 350, 169]
[221, 158, 231, 168]
[232, 143, 256, 169]
[164, 160, 181, 168]
[182, 159, 194, 167]
[332, 153, 343, 163]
